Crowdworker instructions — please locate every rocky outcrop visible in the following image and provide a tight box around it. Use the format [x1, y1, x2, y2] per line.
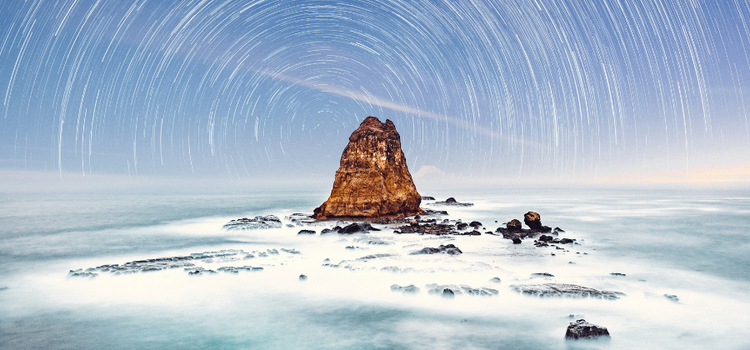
[509, 283, 622, 300]
[411, 244, 463, 255]
[565, 319, 610, 339]
[432, 197, 474, 206]
[67, 249, 300, 277]
[314, 117, 423, 220]
[524, 211, 552, 233]
[391, 284, 421, 294]
[425, 283, 499, 296]
[223, 215, 282, 230]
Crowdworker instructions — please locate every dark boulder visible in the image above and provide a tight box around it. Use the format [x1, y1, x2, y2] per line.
[297, 229, 316, 235]
[512, 237, 522, 244]
[524, 211, 542, 230]
[469, 221, 482, 228]
[507, 219, 522, 232]
[421, 196, 436, 200]
[565, 319, 610, 339]
[456, 222, 469, 230]
[539, 235, 554, 242]
[299, 274, 308, 280]
[339, 222, 380, 234]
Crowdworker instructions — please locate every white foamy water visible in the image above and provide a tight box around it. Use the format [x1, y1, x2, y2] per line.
[1, 185, 749, 349]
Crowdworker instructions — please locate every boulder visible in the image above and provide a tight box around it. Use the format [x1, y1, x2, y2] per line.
[524, 211, 552, 233]
[297, 229, 316, 235]
[313, 117, 424, 219]
[338, 222, 380, 234]
[507, 219, 522, 232]
[524, 211, 542, 229]
[565, 319, 610, 339]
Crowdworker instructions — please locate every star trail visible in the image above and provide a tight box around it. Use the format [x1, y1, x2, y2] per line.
[2, 0, 750, 181]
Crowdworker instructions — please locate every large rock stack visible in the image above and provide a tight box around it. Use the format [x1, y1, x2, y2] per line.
[313, 116, 424, 220]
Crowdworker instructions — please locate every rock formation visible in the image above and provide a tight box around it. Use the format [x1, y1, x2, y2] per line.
[565, 319, 611, 339]
[314, 116, 423, 219]
[509, 283, 622, 300]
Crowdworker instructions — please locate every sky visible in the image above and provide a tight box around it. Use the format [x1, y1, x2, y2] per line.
[2, 0, 750, 183]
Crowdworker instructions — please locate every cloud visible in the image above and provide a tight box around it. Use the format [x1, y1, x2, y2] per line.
[255, 70, 537, 147]
[412, 165, 444, 179]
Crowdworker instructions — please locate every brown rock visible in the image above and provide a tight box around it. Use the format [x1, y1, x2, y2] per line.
[314, 117, 424, 220]
[507, 219, 522, 232]
[524, 211, 542, 230]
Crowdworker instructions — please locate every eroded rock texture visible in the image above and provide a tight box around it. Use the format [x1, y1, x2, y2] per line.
[565, 319, 611, 339]
[314, 117, 423, 219]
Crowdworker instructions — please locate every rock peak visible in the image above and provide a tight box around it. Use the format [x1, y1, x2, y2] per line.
[314, 116, 423, 220]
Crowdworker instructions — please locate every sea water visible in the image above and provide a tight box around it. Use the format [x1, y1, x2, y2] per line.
[1, 183, 749, 349]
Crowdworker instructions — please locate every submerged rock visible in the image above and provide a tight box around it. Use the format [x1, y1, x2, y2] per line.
[217, 266, 264, 273]
[391, 284, 420, 294]
[432, 197, 474, 206]
[286, 213, 315, 225]
[411, 244, 463, 255]
[509, 283, 622, 300]
[531, 272, 554, 277]
[338, 222, 381, 234]
[421, 196, 436, 200]
[396, 222, 456, 235]
[313, 117, 424, 220]
[299, 274, 308, 281]
[664, 294, 679, 302]
[422, 209, 449, 216]
[565, 319, 610, 339]
[297, 229, 316, 235]
[425, 283, 498, 297]
[223, 215, 282, 230]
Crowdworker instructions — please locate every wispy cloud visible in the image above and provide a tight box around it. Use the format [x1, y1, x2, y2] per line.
[255, 70, 537, 147]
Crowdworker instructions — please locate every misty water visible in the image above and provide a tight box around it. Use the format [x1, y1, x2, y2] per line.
[1, 184, 749, 349]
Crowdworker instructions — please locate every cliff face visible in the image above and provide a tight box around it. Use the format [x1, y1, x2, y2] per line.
[313, 116, 423, 220]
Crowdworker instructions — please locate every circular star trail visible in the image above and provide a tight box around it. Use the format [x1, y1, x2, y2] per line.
[1, 0, 750, 181]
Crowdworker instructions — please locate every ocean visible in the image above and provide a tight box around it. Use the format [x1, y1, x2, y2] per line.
[1, 182, 749, 349]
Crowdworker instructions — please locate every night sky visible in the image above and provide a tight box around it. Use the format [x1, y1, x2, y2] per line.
[2, 0, 750, 183]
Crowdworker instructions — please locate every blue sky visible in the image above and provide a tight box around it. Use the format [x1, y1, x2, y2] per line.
[2, 0, 750, 183]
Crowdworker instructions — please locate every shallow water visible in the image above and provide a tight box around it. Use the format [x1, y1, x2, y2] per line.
[1, 184, 749, 349]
